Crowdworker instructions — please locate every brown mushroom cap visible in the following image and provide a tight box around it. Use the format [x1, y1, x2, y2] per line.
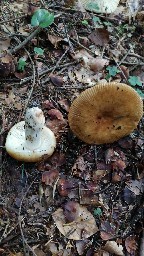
[68, 83, 143, 144]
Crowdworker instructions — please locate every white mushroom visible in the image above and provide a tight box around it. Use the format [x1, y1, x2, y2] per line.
[5, 107, 56, 162]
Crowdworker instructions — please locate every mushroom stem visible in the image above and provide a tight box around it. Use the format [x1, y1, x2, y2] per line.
[5, 107, 56, 162]
[24, 107, 45, 150]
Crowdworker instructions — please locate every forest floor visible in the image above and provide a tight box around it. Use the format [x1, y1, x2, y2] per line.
[0, 0, 144, 255]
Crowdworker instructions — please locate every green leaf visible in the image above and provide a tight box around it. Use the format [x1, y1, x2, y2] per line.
[128, 76, 142, 87]
[106, 66, 120, 77]
[94, 208, 102, 217]
[92, 16, 101, 24]
[103, 21, 112, 26]
[87, 3, 100, 11]
[31, 9, 54, 28]
[34, 47, 44, 55]
[18, 57, 27, 71]
[81, 20, 89, 25]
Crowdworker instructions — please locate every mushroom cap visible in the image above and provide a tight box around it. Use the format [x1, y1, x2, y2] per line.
[68, 83, 143, 144]
[5, 121, 56, 162]
[80, 0, 120, 13]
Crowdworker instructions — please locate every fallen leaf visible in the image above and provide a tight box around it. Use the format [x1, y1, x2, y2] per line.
[50, 74, 63, 86]
[125, 236, 137, 254]
[42, 100, 55, 109]
[42, 170, 59, 186]
[57, 178, 76, 196]
[0, 53, 15, 77]
[48, 109, 64, 121]
[100, 221, 117, 240]
[64, 201, 80, 222]
[71, 49, 109, 72]
[88, 29, 110, 46]
[48, 34, 63, 48]
[46, 118, 67, 140]
[0, 37, 11, 51]
[102, 241, 124, 255]
[76, 240, 89, 255]
[52, 202, 98, 240]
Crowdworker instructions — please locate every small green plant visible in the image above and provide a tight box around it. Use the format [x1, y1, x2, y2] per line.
[81, 20, 89, 26]
[128, 76, 142, 87]
[34, 47, 44, 55]
[106, 66, 120, 79]
[92, 16, 102, 25]
[18, 57, 27, 71]
[31, 9, 54, 28]
[128, 76, 143, 98]
[94, 208, 102, 217]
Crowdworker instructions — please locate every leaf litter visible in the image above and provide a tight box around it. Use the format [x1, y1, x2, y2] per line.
[0, 0, 144, 255]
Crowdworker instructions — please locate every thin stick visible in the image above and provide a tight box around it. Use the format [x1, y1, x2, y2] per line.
[9, 27, 40, 54]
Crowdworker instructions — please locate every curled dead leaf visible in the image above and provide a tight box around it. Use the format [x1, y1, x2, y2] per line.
[52, 202, 98, 240]
[48, 34, 63, 48]
[103, 241, 124, 255]
[71, 49, 109, 72]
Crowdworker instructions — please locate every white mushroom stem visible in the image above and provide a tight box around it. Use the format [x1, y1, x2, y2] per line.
[25, 107, 45, 150]
[5, 107, 56, 162]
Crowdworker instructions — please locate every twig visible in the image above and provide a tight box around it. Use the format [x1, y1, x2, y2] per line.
[8, 33, 36, 120]
[128, 53, 144, 61]
[20, 60, 78, 85]
[0, 15, 26, 25]
[19, 49, 36, 120]
[50, 47, 70, 75]
[118, 48, 132, 66]
[9, 27, 40, 54]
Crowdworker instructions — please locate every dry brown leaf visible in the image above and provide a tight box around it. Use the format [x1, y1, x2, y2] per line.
[103, 241, 124, 255]
[48, 109, 64, 121]
[88, 29, 110, 46]
[0, 37, 11, 51]
[46, 119, 67, 141]
[50, 74, 63, 86]
[42, 170, 59, 186]
[48, 34, 63, 48]
[76, 240, 89, 255]
[0, 53, 15, 77]
[52, 202, 98, 240]
[72, 49, 109, 72]
[125, 236, 137, 253]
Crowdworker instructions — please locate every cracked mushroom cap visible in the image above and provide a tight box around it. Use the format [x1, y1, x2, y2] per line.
[68, 83, 143, 144]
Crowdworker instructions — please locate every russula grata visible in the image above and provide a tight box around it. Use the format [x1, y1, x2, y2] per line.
[5, 107, 56, 162]
[68, 82, 143, 144]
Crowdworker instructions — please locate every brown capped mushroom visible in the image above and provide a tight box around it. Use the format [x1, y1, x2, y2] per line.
[5, 107, 56, 162]
[68, 82, 143, 144]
